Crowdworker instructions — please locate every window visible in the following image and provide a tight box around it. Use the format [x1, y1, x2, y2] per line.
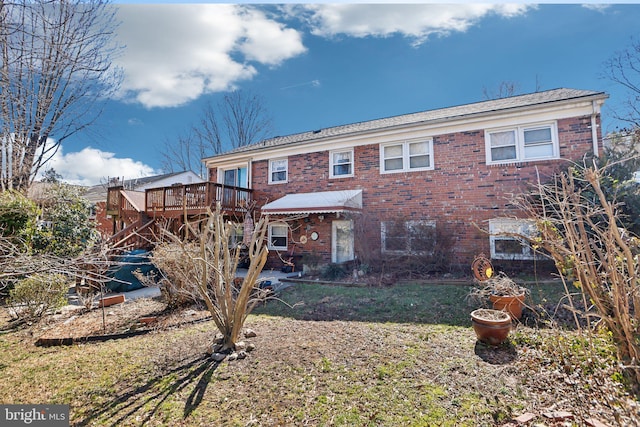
[268, 223, 288, 250]
[269, 158, 288, 184]
[489, 218, 538, 260]
[221, 166, 248, 187]
[486, 123, 557, 164]
[381, 220, 436, 254]
[380, 139, 433, 173]
[229, 223, 244, 248]
[330, 149, 354, 178]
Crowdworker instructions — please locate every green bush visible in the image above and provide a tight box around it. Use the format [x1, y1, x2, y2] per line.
[8, 273, 69, 320]
[31, 184, 97, 257]
[0, 190, 39, 242]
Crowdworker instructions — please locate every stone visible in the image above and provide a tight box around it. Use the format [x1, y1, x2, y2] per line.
[227, 352, 238, 361]
[235, 341, 247, 351]
[246, 343, 256, 352]
[513, 413, 536, 424]
[237, 351, 247, 359]
[585, 418, 610, 427]
[244, 328, 257, 338]
[211, 352, 226, 362]
[542, 411, 573, 421]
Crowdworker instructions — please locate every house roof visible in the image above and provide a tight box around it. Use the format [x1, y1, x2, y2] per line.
[121, 190, 145, 212]
[203, 88, 607, 162]
[261, 189, 363, 215]
[83, 171, 200, 203]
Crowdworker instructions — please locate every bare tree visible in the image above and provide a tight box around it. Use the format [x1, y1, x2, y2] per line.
[0, 0, 122, 191]
[160, 90, 273, 175]
[159, 133, 206, 177]
[603, 38, 640, 127]
[482, 81, 520, 100]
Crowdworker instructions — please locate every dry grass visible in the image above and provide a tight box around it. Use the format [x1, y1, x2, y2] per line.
[0, 282, 637, 426]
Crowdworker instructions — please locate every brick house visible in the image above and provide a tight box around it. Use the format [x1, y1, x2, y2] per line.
[201, 88, 607, 272]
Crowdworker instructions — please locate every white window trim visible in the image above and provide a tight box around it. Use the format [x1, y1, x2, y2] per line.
[380, 138, 434, 174]
[485, 122, 559, 165]
[229, 223, 244, 249]
[329, 148, 355, 178]
[489, 218, 539, 260]
[217, 163, 250, 188]
[268, 223, 288, 251]
[268, 158, 288, 184]
[381, 220, 436, 254]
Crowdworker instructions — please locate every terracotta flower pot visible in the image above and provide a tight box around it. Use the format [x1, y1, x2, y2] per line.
[471, 308, 512, 346]
[489, 293, 525, 319]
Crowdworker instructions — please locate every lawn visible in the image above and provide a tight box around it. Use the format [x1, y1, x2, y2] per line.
[0, 281, 636, 426]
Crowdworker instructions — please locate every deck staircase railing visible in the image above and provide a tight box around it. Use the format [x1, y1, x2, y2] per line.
[106, 217, 156, 251]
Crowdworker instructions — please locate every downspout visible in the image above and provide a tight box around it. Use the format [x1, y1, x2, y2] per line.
[591, 100, 600, 157]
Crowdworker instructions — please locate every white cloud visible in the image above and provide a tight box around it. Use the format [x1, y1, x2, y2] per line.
[111, 4, 534, 109]
[114, 4, 306, 108]
[44, 146, 158, 186]
[291, 4, 533, 45]
[581, 4, 611, 13]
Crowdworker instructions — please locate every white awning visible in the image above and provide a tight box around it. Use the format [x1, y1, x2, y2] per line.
[261, 189, 362, 215]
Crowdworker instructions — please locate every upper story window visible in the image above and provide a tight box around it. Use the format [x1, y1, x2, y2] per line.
[229, 223, 244, 248]
[269, 158, 288, 184]
[489, 218, 539, 260]
[486, 122, 558, 164]
[222, 166, 248, 188]
[268, 223, 288, 250]
[330, 149, 354, 178]
[380, 139, 433, 174]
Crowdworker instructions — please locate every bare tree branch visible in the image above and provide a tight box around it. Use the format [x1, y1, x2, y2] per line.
[160, 90, 273, 175]
[0, 0, 122, 191]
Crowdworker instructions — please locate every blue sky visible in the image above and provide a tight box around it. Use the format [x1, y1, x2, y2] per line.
[48, 3, 640, 185]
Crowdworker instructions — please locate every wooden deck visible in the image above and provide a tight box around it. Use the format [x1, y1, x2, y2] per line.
[107, 182, 253, 220]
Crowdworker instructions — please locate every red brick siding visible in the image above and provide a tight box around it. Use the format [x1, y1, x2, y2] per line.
[215, 115, 602, 269]
[93, 201, 113, 238]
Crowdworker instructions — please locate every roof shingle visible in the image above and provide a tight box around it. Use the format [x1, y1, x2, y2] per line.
[209, 88, 606, 159]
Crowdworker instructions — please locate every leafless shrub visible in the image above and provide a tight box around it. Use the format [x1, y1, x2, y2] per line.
[513, 162, 640, 387]
[153, 205, 270, 353]
[150, 243, 199, 309]
[467, 272, 529, 306]
[354, 216, 458, 284]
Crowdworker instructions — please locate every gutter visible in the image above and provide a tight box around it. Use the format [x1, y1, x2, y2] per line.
[204, 92, 609, 166]
[591, 100, 600, 157]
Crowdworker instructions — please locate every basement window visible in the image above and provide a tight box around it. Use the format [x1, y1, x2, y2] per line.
[489, 218, 538, 260]
[381, 220, 436, 254]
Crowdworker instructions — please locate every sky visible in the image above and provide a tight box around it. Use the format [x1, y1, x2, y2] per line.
[45, 3, 640, 186]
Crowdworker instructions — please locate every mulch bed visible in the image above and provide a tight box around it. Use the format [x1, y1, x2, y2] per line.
[31, 298, 211, 346]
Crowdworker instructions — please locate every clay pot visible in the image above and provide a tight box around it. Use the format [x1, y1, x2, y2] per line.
[489, 293, 525, 319]
[471, 308, 512, 346]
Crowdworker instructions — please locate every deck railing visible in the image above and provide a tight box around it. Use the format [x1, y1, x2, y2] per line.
[107, 182, 252, 219]
[144, 182, 252, 216]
